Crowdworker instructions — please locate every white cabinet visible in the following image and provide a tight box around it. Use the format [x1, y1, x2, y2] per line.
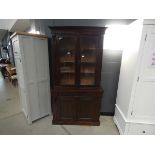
[114, 20, 155, 134]
[11, 32, 51, 123]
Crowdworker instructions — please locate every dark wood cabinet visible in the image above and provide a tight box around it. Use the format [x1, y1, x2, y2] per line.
[49, 27, 106, 125]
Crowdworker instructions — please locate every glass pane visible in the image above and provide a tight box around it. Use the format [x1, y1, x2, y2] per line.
[80, 64, 95, 86]
[80, 36, 98, 86]
[57, 35, 76, 50]
[57, 35, 76, 86]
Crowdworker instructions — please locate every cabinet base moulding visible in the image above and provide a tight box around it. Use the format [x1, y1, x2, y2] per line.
[114, 104, 155, 135]
[52, 120, 100, 126]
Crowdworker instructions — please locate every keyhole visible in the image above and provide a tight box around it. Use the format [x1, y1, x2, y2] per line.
[142, 131, 145, 134]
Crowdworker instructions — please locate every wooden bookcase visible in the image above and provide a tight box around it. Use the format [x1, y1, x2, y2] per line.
[49, 27, 106, 125]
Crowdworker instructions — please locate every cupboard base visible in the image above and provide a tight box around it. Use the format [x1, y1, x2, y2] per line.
[52, 120, 100, 126]
[51, 88, 103, 126]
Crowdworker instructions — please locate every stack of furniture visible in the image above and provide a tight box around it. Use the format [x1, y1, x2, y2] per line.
[6, 66, 17, 86]
[0, 59, 11, 79]
[49, 27, 106, 125]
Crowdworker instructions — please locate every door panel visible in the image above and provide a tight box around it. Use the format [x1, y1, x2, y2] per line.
[77, 96, 100, 121]
[38, 81, 50, 117]
[56, 34, 77, 86]
[34, 38, 49, 82]
[59, 96, 76, 121]
[133, 82, 155, 122]
[133, 27, 155, 122]
[27, 84, 40, 121]
[22, 37, 37, 84]
[79, 35, 99, 86]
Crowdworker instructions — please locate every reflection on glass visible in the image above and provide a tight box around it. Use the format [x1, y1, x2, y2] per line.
[57, 35, 76, 86]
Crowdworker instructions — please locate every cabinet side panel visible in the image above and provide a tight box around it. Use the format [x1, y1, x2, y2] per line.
[27, 84, 40, 121]
[115, 20, 143, 117]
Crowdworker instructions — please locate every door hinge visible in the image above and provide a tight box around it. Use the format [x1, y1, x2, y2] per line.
[145, 34, 147, 41]
[131, 111, 133, 116]
[137, 76, 139, 82]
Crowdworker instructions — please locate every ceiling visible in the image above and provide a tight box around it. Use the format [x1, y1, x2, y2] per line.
[10, 19, 31, 32]
[0, 19, 17, 30]
[51, 19, 136, 26]
[0, 19, 136, 42]
[0, 19, 31, 42]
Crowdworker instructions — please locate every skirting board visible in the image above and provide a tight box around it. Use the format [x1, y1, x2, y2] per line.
[113, 116, 123, 135]
[100, 112, 114, 116]
[114, 104, 129, 134]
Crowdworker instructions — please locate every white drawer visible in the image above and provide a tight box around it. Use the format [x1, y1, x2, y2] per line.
[128, 123, 155, 135]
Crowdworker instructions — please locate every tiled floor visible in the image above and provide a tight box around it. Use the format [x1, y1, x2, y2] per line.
[0, 73, 119, 135]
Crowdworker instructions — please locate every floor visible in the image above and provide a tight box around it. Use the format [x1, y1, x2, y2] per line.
[0, 73, 119, 135]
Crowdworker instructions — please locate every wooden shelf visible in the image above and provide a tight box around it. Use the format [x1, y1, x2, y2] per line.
[81, 56, 96, 63]
[60, 56, 75, 63]
[60, 66, 75, 73]
[80, 77, 95, 86]
[81, 48, 96, 51]
[81, 67, 95, 74]
[60, 71, 75, 73]
[60, 78, 75, 85]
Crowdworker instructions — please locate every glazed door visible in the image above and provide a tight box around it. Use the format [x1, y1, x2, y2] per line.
[79, 35, 100, 87]
[55, 34, 77, 86]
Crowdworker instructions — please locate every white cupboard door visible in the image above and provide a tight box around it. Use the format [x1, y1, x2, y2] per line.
[34, 38, 49, 82]
[133, 27, 155, 123]
[21, 37, 40, 121]
[33, 38, 50, 117]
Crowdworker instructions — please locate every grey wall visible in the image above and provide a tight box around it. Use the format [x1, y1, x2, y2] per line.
[30, 19, 123, 114]
[101, 49, 122, 114]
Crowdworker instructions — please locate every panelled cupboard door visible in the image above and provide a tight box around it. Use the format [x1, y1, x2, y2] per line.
[33, 38, 50, 117]
[132, 27, 155, 123]
[58, 96, 76, 121]
[34, 38, 49, 82]
[77, 96, 100, 121]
